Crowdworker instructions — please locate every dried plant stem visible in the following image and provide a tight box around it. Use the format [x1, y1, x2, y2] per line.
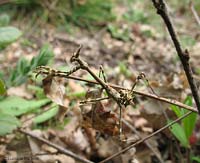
[99, 111, 193, 163]
[19, 129, 94, 163]
[66, 75, 197, 113]
[152, 0, 200, 114]
[122, 119, 165, 163]
[189, 0, 200, 26]
[36, 71, 197, 113]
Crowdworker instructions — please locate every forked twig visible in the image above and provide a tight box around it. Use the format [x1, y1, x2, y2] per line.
[99, 111, 193, 163]
[64, 74, 199, 112]
[34, 69, 198, 113]
[151, 0, 200, 114]
[19, 129, 94, 163]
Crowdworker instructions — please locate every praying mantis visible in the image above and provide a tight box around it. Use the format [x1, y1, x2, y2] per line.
[35, 45, 155, 140]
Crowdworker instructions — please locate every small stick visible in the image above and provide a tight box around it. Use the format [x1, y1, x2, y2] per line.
[19, 129, 94, 163]
[34, 71, 197, 113]
[80, 97, 110, 104]
[189, 0, 200, 26]
[151, 0, 200, 114]
[67, 75, 198, 113]
[122, 119, 165, 163]
[99, 111, 193, 163]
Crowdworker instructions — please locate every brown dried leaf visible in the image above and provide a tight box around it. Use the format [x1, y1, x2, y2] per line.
[82, 109, 119, 136]
[82, 89, 119, 136]
[42, 75, 65, 106]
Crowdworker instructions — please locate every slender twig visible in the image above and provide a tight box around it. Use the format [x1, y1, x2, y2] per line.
[151, 0, 200, 114]
[80, 97, 110, 104]
[19, 129, 94, 163]
[35, 71, 198, 113]
[122, 119, 165, 163]
[189, 0, 200, 26]
[66, 76, 198, 113]
[99, 111, 193, 163]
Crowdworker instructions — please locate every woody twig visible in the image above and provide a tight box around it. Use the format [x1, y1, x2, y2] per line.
[152, 0, 200, 114]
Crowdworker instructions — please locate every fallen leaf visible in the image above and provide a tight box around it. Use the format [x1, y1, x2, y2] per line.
[82, 89, 119, 136]
[42, 75, 65, 106]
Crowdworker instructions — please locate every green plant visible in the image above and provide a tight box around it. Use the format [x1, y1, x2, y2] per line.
[0, 79, 6, 95]
[8, 44, 54, 86]
[0, 113, 21, 136]
[0, 96, 51, 136]
[108, 24, 131, 41]
[0, 14, 10, 26]
[123, 9, 149, 24]
[118, 62, 132, 77]
[170, 96, 197, 148]
[0, 26, 22, 48]
[69, 0, 115, 28]
[1, 0, 115, 29]
[33, 104, 58, 124]
[192, 156, 200, 163]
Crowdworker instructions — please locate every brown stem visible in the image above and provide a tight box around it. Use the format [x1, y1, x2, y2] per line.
[151, 0, 200, 114]
[19, 129, 94, 163]
[37, 71, 197, 113]
[98, 111, 193, 163]
[189, 0, 200, 26]
[122, 119, 165, 163]
[67, 75, 197, 113]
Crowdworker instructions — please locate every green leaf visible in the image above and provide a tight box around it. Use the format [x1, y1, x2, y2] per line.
[118, 62, 132, 77]
[30, 44, 54, 69]
[67, 91, 86, 99]
[170, 105, 182, 117]
[8, 45, 54, 86]
[169, 121, 189, 148]
[0, 26, 22, 47]
[0, 96, 50, 116]
[0, 14, 10, 27]
[34, 105, 58, 124]
[108, 24, 130, 41]
[0, 113, 21, 136]
[8, 57, 30, 86]
[0, 79, 6, 95]
[182, 96, 197, 139]
[192, 156, 200, 163]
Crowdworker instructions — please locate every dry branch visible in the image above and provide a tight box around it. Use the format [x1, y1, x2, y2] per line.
[19, 129, 94, 163]
[66, 75, 198, 113]
[189, 0, 200, 26]
[151, 0, 200, 114]
[99, 111, 193, 163]
[34, 68, 198, 113]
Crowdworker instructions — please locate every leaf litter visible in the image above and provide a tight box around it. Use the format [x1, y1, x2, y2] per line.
[1, 1, 200, 162]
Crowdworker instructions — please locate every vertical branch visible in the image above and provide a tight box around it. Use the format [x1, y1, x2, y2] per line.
[151, 0, 200, 114]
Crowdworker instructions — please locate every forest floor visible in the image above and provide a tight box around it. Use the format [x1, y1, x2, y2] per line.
[0, 1, 200, 163]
